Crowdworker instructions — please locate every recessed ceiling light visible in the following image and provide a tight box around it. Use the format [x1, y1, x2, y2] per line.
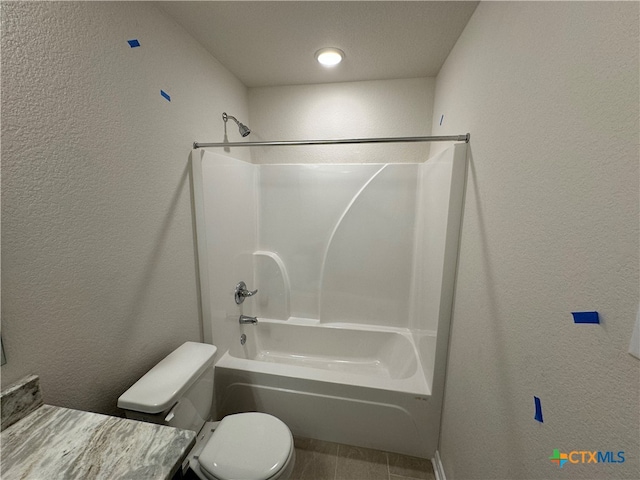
[315, 48, 344, 67]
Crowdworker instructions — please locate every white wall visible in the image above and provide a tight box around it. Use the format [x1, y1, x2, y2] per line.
[248, 78, 435, 164]
[431, 2, 639, 478]
[1, 2, 249, 415]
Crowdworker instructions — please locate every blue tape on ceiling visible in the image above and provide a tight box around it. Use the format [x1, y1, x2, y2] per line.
[572, 311, 599, 324]
[160, 90, 171, 102]
[534, 396, 543, 423]
[127, 39, 140, 48]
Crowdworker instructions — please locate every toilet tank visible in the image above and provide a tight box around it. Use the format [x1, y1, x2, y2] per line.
[118, 342, 217, 432]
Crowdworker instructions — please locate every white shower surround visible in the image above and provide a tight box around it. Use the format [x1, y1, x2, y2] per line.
[191, 144, 466, 458]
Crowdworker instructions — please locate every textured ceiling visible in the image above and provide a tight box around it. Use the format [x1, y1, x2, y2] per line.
[158, 1, 479, 87]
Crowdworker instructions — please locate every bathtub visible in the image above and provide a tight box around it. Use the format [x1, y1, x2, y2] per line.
[214, 318, 439, 459]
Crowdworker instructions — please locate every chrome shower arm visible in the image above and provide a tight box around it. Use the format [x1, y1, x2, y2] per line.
[223, 112, 251, 137]
[223, 112, 239, 125]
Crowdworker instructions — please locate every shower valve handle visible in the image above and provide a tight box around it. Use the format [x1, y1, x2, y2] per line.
[235, 281, 258, 304]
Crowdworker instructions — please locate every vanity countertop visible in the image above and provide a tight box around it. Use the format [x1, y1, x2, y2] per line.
[0, 375, 195, 480]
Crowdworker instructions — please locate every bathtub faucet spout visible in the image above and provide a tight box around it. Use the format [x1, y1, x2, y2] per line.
[239, 315, 258, 325]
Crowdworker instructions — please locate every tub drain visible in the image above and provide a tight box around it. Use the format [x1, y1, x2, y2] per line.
[240, 334, 247, 345]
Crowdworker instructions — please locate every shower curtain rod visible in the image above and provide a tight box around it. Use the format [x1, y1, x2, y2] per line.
[193, 133, 469, 149]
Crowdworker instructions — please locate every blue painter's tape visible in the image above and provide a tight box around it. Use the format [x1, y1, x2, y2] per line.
[127, 39, 140, 48]
[534, 396, 543, 423]
[160, 90, 171, 102]
[440, 114, 444, 126]
[572, 311, 599, 324]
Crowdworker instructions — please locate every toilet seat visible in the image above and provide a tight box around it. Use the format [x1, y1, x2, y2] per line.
[197, 413, 294, 480]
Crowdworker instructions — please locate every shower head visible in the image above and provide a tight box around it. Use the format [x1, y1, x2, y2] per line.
[238, 123, 251, 137]
[222, 112, 251, 137]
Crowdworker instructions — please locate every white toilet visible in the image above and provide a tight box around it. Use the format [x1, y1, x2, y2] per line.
[117, 342, 295, 480]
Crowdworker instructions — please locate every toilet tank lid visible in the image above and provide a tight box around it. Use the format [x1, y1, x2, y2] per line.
[117, 342, 217, 414]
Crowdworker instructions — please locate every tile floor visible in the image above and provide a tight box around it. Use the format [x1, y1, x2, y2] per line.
[290, 437, 435, 480]
[183, 436, 435, 480]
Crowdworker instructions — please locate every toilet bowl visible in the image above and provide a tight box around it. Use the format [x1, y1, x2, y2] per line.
[117, 342, 295, 480]
[190, 414, 295, 480]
